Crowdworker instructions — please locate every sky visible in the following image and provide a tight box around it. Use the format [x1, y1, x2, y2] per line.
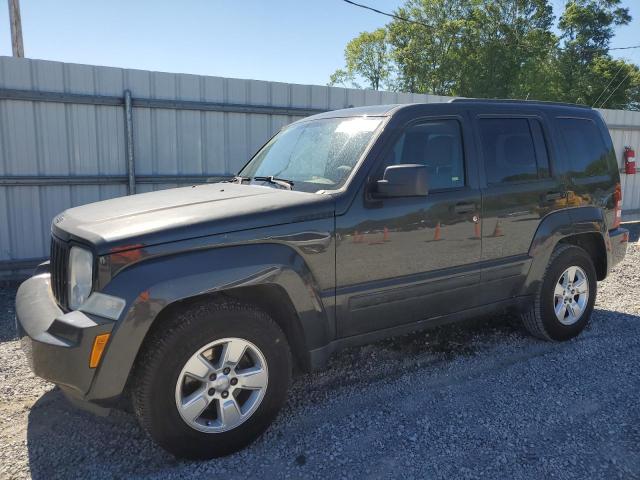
[0, 0, 637, 88]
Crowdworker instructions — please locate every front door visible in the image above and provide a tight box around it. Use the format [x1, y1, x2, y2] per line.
[335, 115, 483, 338]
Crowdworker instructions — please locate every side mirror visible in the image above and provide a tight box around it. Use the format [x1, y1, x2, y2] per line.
[376, 164, 428, 197]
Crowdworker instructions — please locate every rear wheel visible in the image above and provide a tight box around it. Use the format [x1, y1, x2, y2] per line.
[132, 300, 291, 459]
[522, 244, 597, 341]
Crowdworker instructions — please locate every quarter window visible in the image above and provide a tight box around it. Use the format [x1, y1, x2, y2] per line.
[557, 118, 610, 178]
[479, 118, 547, 184]
[382, 120, 465, 190]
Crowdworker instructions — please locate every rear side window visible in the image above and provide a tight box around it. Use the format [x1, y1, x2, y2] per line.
[479, 118, 548, 184]
[383, 119, 465, 190]
[557, 118, 610, 178]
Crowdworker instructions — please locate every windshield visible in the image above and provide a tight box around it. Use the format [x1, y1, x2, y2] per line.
[239, 116, 384, 192]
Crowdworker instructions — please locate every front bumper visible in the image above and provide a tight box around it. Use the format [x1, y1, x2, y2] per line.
[15, 265, 115, 414]
[608, 227, 629, 269]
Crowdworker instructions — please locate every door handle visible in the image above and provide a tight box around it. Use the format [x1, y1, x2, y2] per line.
[454, 202, 476, 214]
[545, 191, 565, 201]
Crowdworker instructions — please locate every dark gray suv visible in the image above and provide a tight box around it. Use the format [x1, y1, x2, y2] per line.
[16, 100, 629, 458]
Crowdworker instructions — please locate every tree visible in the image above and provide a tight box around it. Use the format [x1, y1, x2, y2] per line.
[329, 28, 391, 90]
[589, 58, 640, 109]
[387, 0, 471, 95]
[556, 0, 633, 106]
[331, 0, 639, 110]
[559, 0, 631, 61]
[359, 0, 558, 99]
[328, 68, 356, 89]
[457, 0, 557, 99]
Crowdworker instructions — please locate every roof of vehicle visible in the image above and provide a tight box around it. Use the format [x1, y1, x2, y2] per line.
[300, 104, 402, 122]
[447, 98, 591, 109]
[297, 98, 597, 124]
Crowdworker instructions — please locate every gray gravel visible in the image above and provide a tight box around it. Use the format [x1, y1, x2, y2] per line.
[2, 229, 640, 479]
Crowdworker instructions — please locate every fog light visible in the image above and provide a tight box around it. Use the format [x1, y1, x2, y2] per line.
[89, 333, 110, 368]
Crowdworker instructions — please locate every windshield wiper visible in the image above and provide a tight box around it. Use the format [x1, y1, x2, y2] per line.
[229, 175, 294, 190]
[229, 175, 250, 184]
[253, 176, 294, 190]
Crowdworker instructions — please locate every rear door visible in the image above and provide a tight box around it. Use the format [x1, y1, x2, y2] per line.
[474, 112, 565, 302]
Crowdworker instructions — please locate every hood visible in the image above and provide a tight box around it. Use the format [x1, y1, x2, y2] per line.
[52, 183, 335, 254]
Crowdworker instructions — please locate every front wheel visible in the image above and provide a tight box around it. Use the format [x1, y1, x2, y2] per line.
[522, 244, 597, 341]
[132, 300, 291, 459]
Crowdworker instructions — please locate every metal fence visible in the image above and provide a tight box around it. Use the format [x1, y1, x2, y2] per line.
[599, 108, 640, 221]
[0, 56, 639, 275]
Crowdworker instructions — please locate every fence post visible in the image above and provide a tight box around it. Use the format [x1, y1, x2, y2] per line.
[123, 89, 136, 195]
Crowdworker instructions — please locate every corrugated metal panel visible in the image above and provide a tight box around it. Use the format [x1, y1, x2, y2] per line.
[599, 108, 640, 217]
[0, 56, 638, 268]
[0, 59, 128, 263]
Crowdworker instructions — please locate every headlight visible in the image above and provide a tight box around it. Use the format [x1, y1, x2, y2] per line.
[68, 246, 93, 310]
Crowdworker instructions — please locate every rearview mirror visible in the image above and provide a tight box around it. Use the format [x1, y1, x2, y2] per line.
[376, 164, 428, 197]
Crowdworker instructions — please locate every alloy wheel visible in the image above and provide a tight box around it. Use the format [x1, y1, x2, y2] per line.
[174, 337, 269, 433]
[553, 265, 589, 326]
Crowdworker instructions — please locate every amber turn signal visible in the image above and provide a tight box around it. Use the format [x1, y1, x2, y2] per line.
[89, 333, 111, 368]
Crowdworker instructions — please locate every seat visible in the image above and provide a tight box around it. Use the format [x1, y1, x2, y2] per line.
[424, 135, 454, 189]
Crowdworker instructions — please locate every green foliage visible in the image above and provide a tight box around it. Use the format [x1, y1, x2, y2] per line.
[387, 0, 471, 95]
[456, 0, 558, 99]
[559, 0, 631, 59]
[330, 0, 639, 110]
[329, 28, 391, 90]
[555, 0, 634, 106]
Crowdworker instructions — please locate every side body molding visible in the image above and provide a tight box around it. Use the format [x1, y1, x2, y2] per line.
[522, 207, 608, 296]
[89, 243, 332, 402]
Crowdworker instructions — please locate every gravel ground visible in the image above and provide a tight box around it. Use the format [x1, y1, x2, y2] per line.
[1, 227, 640, 479]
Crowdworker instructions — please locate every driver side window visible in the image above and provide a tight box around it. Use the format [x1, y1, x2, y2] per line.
[382, 119, 465, 190]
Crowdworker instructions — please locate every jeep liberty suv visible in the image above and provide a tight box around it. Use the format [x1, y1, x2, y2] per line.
[16, 100, 628, 458]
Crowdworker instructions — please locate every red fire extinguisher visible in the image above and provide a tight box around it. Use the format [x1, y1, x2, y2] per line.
[624, 146, 636, 175]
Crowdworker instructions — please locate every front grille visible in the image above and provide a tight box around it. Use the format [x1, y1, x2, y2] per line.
[50, 235, 69, 308]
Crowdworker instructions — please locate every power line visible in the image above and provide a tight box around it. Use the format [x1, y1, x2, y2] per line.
[599, 70, 633, 109]
[610, 44, 640, 51]
[341, 0, 639, 107]
[342, 0, 640, 54]
[592, 62, 626, 107]
[341, 0, 431, 29]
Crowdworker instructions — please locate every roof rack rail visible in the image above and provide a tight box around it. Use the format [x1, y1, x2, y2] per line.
[447, 97, 591, 109]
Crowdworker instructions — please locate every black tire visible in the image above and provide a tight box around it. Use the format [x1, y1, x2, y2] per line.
[521, 244, 597, 341]
[131, 300, 291, 459]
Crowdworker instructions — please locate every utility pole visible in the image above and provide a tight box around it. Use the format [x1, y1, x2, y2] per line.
[7, 0, 24, 57]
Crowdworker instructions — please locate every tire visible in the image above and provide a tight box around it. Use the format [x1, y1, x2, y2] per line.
[131, 300, 292, 459]
[521, 243, 597, 341]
